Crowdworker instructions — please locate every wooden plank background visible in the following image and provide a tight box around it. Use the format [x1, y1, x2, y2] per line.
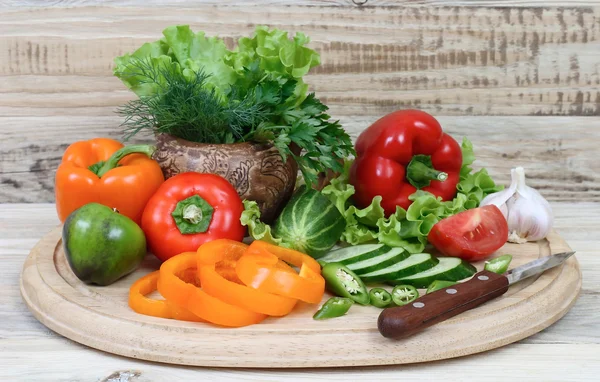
[1, 1, 599, 203]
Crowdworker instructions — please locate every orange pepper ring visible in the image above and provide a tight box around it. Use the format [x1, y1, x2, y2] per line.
[235, 241, 325, 304]
[158, 252, 267, 328]
[196, 240, 298, 316]
[244, 240, 322, 274]
[128, 270, 203, 322]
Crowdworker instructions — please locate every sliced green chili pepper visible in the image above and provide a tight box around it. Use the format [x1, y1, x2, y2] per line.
[321, 262, 370, 305]
[426, 280, 457, 294]
[313, 297, 354, 320]
[484, 254, 513, 274]
[391, 284, 419, 306]
[369, 288, 392, 308]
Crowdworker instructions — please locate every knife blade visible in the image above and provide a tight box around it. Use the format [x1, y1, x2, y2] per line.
[377, 251, 576, 340]
[506, 251, 575, 284]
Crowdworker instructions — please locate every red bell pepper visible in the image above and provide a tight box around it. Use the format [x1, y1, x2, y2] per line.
[349, 109, 462, 216]
[141, 172, 246, 262]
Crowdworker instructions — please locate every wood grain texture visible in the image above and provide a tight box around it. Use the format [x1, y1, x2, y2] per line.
[1, 6, 599, 116]
[2, 116, 599, 203]
[1, 4, 600, 203]
[3, 1, 600, 8]
[2, 202, 598, 380]
[18, 224, 581, 368]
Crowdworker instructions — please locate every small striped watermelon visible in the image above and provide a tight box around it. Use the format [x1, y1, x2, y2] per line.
[273, 185, 346, 259]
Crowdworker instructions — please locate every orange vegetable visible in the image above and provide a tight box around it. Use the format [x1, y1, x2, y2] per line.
[235, 240, 325, 304]
[197, 239, 298, 316]
[55, 138, 164, 224]
[158, 252, 267, 327]
[128, 270, 203, 322]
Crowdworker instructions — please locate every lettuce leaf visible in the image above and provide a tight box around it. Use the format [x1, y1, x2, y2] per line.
[321, 138, 503, 254]
[239, 200, 283, 246]
[113, 24, 320, 105]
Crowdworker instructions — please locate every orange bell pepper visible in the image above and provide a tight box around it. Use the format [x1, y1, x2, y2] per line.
[158, 252, 267, 327]
[128, 270, 204, 322]
[197, 239, 298, 316]
[55, 138, 164, 224]
[235, 241, 326, 304]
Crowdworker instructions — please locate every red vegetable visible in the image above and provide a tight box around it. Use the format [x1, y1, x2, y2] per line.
[141, 172, 246, 262]
[349, 109, 462, 216]
[427, 205, 509, 261]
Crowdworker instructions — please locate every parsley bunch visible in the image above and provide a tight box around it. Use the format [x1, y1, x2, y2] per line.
[117, 58, 354, 186]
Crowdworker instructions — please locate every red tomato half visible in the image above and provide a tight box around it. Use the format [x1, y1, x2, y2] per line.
[427, 205, 508, 261]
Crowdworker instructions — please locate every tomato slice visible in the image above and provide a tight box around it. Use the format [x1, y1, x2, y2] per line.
[427, 205, 508, 261]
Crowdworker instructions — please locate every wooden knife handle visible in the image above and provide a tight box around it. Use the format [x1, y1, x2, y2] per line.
[378, 270, 510, 339]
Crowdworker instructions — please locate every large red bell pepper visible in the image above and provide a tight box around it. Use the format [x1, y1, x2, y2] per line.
[141, 172, 246, 262]
[349, 109, 462, 216]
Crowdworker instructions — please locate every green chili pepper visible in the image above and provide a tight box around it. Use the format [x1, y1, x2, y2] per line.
[484, 254, 513, 274]
[321, 262, 370, 305]
[313, 297, 354, 320]
[391, 284, 419, 306]
[426, 280, 457, 294]
[369, 288, 392, 308]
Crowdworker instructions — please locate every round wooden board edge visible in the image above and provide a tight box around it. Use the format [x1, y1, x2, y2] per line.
[19, 225, 583, 369]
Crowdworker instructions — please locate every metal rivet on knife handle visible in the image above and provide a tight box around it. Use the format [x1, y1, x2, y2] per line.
[378, 251, 576, 340]
[377, 270, 509, 339]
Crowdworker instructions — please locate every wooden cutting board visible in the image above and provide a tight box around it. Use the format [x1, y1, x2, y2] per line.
[20, 226, 581, 368]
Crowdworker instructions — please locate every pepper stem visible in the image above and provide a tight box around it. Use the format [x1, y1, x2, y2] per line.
[91, 145, 156, 178]
[183, 204, 204, 224]
[171, 195, 214, 234]
[406, 155, 448, 189]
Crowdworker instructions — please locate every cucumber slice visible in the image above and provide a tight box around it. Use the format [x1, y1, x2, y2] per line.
[360, 253, 439, 284]
[318, 244, 391, 266]
[346, 248, 409, 275]
[390, 257, 477, 288]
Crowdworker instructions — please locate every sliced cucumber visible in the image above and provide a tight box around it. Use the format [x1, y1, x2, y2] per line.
[346, 248, 409, 275]
[360, 253, 439, 284]
[390, 257, 477, 288]
[318, 244, 391, 266]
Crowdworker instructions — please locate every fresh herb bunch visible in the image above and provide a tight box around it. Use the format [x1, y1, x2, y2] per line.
[116, 58, 355, 185]
[116, 59, 268, 143]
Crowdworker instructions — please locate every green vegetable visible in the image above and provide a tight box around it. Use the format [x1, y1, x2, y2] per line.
[317, 243, 392, 266]
[313, 297, 354, 320]
[113, 25, 354, 186]
[369, 288, 393, 308]
[241, 185, 346, 258]
[426, 280, 458, 294]
[390, 257, 477, 288]
[321, 262, 370, 305]
[321, 138, 502, 254]
[360, 253, 439, 284]
[62, 203, 147, 286]
[391, 285, 419, 306]
[484, 254, 513, 274]
[116, 60, 268, 144]
[346, 247, 409, 276]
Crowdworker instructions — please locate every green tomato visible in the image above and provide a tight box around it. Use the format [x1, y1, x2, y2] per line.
[62, 203, 147, 286]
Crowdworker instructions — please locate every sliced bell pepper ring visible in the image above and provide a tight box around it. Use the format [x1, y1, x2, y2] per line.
[235, 240, 325, 304]
[128, 270, 203, 322]
[196, 239, 298, 316]
[158, 252, 267, 327]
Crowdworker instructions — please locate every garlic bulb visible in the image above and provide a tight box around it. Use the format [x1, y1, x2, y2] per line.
[480, 167, 553, 244]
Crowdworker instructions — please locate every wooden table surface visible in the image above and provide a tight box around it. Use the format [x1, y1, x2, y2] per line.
[2, 1, 600, 380]
[1, 203, 598, 381]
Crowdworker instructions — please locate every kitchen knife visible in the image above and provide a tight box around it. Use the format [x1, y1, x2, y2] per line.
[377, 251, 576, 339]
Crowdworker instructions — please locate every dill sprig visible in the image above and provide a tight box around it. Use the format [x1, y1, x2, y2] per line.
[115, 58, 355, 186]
[116, 58, 267, 143]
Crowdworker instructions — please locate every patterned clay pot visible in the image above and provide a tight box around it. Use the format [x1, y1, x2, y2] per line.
[152, 133, 298, 223]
